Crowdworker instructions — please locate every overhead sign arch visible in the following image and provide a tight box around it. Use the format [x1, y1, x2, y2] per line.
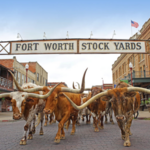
[0, 39, 150, 55]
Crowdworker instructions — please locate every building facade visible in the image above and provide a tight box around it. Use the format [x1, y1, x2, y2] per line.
[0, 56, 48, 89]
[112, 19, 150, 102]
[112, 18, 150, 88]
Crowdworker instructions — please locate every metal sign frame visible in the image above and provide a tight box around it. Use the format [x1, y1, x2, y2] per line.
[0, 38, 150, 55]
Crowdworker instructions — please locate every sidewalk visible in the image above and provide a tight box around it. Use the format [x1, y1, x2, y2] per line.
[136, 110, 150, 119]
[0, 112, 14, 122]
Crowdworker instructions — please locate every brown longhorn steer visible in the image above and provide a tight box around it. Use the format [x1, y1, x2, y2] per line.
[43, 83, 81, 143]
[11, 68, 87, 144]
[43, 69, 87, 143]
[0, 72, 59, 145]
[63, 86, 150, 147]
[44, 113, 56, 126]
[83, 87, 107, 132]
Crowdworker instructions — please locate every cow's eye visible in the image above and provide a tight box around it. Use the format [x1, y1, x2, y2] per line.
[23, 102, 26, 105]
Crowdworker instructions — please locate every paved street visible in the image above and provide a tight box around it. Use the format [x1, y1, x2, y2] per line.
[0, 119, 150, 150]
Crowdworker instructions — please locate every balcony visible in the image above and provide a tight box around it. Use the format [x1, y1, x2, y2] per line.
[121, 70, 150, 87]
[0, 76, 13, 91]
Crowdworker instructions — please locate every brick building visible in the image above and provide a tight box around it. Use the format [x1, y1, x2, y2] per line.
[47, 82, 68, 87]
[0, 64, 14, 112]
[112, 18, 150, 100]
[0, 56, 48, 89]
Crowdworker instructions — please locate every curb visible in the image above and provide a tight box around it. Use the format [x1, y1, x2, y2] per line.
[134, 117, 150, 120]
[0, 120, 16, 122]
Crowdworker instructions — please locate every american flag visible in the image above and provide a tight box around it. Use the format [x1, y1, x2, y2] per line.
[131, 20, 139, 28]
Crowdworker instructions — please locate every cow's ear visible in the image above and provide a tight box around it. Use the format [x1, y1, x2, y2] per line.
[124, 91, 136, 97]
[26, 99, 34, 102]
[101, 96, 111, 101]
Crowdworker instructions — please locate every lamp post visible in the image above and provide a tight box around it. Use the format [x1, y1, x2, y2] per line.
[129, 62, 133, 86]
[25, 64, 29, 83]
[112, 30, 116, 39]
[90, 31, 93, 38]
[101, 78, 104, 89]
[17, 33, 23, 40]
[66, 31, 69, 38]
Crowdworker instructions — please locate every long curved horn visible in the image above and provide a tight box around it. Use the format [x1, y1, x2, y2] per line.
[60, 68, 87, 93]
[8, 70, 46, 92]
[0, 93, 11, 98]
[8, 70, 23, 91]
[62, 90, 108, 110]
[72, 82, 76, 89]
[127, 87, 150, 94]
[76, 82, 80, 89]
[72, 82, 80, 89]
[26, 83, 61, 99]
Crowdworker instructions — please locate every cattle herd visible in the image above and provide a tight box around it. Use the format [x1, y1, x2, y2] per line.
[0, 68, 150, 147]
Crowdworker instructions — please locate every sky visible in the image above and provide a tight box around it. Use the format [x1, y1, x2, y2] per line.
[0, 0, 150, 88]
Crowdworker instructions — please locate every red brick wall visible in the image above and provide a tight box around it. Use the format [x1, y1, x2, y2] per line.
[0, 59, 14, 71]
[21, 62, 36, 73]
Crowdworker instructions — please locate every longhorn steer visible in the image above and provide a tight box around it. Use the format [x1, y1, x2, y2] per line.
[0, 71, 59, 145]
[63, 86, 150, 147]
[83, 86, 107, 132]
[43, 69, 87, 143]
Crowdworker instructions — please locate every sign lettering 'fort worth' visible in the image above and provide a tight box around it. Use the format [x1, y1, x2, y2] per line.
[0, 39, 150, 54]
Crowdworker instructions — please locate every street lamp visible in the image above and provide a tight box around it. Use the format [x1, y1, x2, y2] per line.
[66, 31, 69, 38]
[129, 62, 133, 86]
[17, 33, 23, 40]
[25, 64, 29, 83]
[112, 30, 116, 39]
[43, 32, 47, 39]
[101, 78, 104, 89]
[90, 31, 93, 38]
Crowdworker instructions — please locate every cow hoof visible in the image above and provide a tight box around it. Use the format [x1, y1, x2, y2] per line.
[129, 131, 132, 136]
[122, 135, 126, 140]
[77, 124, 80, 126]
[27, 135, 33, 140]
[20, 140, 27, 145]
[99, 126, 104, 129]
[71, 132, 75, 135]
[105, 121, 107, 124]
[39, 132, 44, 135]
[32, 129, 36, 134]
[53, 120, 56, 123]
[49, 122, 52, 125]
[60, 135, 65, 139]
[111, 122, 115, 125]
[44, 123, 47, 126]
[94, 128, 99, 132]
[54, 139, 60, 143]
[124, 140, 131, 147]
[93, 124, 95, 128]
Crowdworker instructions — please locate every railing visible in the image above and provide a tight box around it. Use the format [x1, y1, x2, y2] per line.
[122, 71, 150, 80]
[0, 76, 13, 89]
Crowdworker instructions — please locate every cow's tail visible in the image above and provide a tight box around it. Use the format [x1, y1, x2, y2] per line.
[35, 113, 41, 127]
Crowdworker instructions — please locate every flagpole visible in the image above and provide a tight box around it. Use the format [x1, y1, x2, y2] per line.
[131, 20, 132, 37]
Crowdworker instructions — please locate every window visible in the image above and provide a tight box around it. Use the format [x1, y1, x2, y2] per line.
[37, 73, 39, 81]
[41, 75, 42, 83]
[22, 74, 24, 85]
[14, 70, 18, 80]
[133, 56, 135, 66]
[143, 54, 145, 59]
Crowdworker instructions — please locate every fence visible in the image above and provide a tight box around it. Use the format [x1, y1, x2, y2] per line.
[0, 76, 13, 89]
